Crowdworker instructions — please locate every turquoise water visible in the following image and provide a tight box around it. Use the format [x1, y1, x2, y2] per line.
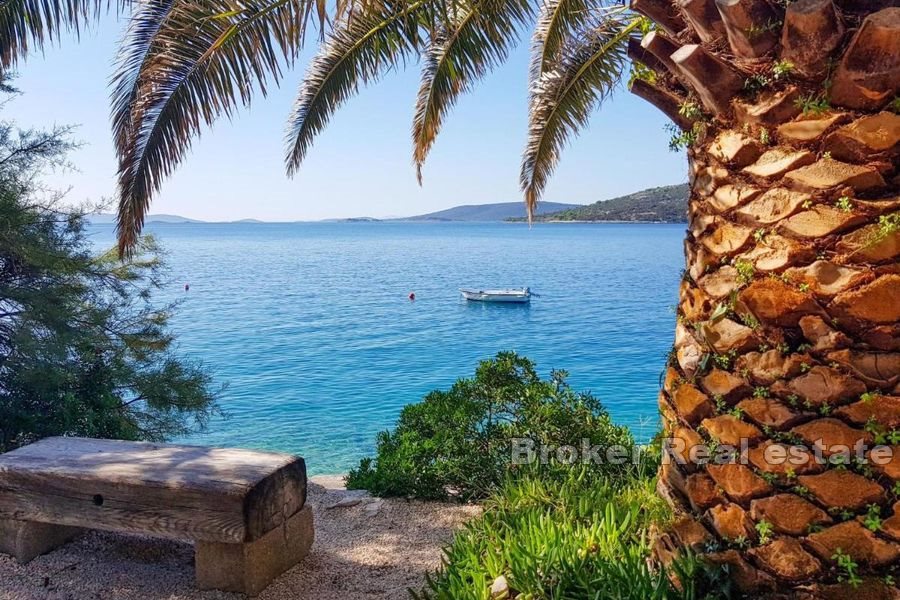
[88, 222, 684, 474]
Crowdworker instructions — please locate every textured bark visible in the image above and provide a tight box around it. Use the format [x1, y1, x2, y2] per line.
[641, 2, 900, 597]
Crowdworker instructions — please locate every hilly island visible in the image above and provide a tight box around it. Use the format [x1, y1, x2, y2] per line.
[510, 184, 688, 223]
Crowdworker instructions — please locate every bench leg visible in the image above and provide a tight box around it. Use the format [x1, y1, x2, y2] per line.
[195, 504, 314, 596]
[0, 519, 82, 563]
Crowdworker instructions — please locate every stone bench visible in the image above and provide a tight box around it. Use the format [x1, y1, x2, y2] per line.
[0, 437, 313, 596]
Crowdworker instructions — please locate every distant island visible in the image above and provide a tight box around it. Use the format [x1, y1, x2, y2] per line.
[511, 184, 688, 223]
[85, 184, 687, 225]
[87, 213, 203, 224]
[401, 201, 581, 222]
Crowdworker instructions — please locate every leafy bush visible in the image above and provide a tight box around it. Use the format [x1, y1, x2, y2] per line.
[347, 352, 636, 501]
[413, 468, 732, 600]
[0, 104, 219, 452]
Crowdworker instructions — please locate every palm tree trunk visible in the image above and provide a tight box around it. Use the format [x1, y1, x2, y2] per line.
[630, 1, 900, 596]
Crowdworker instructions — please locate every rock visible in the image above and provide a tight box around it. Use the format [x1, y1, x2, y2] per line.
[779, 366, 867, 408]
[825, 112, 900, 162]
[747, 440, 824, 478]
[778, 205, 867, 239]
[707, 463, 773, 505]
[701, 415, 764, 446]
[835, 222, 900, 263]
[777, 113, 848, 143]
[698, 318, 757, 354]
[701, 222, 754, 255]
[739, 278, 824, 327]
[783, 158, 886, 192]
[709, 131, 763, 167]
[798, 470, 886, 511]
[836, 395, 900, 429]
[831, 275, 900, 324]
[826, 349, 900, 387]
[805, 521, 900, 566]
[738, 234, 815, 271]
[736, 349, 809, 386]
[673, 384, 716, 425]
[784, 261, 867, 296]
[750, 494, 832, 536]
[699, 266, 739, 298]
[742, 149, 816, 179]
[325, 489, 370, 509]
[749, 537, 822, 583]
[829, 8, 900, 110]
[798, 315, 851, 352]
[792, 417, 872, 457]
[706, 503, 756, 542]
[700, 368, 750, 403]
[708, 184, 762, 213]
[734, 86, 802, 126]
[735, 188, 810, 225]
[363, 499, 384, 516]
[490, 575, 512, 599]
[737, 397, 810, 430]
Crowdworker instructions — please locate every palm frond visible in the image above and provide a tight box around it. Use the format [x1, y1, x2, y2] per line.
[113, 0, 311, 256]
[0, 0, 120, 68]
[528, 0, 592, 84]
[521, 11, 636, 217]
[284, 0, 430, 176]
[411, 0, 532, 183]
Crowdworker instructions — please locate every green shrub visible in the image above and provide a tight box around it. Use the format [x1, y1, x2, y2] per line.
[346, 352, 636, 500]
[413, 468, 732, 600]
[0, 104, 219, 452]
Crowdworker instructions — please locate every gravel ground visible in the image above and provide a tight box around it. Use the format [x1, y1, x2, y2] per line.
[0, 476, 480, 600]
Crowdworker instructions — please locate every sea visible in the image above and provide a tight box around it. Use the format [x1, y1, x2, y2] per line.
[87, 221, 685, 475]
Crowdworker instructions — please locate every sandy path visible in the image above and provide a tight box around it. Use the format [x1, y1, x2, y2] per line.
[0, 476, 480, 600]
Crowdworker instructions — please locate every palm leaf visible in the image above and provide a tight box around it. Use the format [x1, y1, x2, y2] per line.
[520, 11, 636, 217]
[411, 0, 532, 183]
[113, 0, 311, 256]
[284, 0, 431, 176]
[528, 0, 593, 85]
[0, 0, 121, 68]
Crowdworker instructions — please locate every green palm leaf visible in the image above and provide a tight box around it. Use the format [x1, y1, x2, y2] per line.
[528, 0, 593, 84]
[521, 11, 636, 216]
[411, 0, 532, 183]
[0, 0, 121, 68]
[285, 0, 430, 176]
[112, 0, 311, 256]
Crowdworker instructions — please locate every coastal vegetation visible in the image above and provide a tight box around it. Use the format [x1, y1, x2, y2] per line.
[0, 107, 218, 452]
[513, 183, 689, 223]
[346, 352, 636, 500]
[351, 352, 733, 599]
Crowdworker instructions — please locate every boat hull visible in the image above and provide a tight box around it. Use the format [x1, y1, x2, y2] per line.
[460, 289, 531, 303]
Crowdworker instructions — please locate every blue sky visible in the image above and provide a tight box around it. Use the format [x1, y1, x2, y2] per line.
[6, 15, 688, 221]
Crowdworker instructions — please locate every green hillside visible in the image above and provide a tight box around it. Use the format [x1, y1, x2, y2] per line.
[520, 184, 688, 223]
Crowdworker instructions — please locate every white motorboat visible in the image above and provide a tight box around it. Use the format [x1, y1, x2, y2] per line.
[460, 287, 532, 303]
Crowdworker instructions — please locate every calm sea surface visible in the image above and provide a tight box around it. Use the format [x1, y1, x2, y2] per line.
[88, 221, 685, 474]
